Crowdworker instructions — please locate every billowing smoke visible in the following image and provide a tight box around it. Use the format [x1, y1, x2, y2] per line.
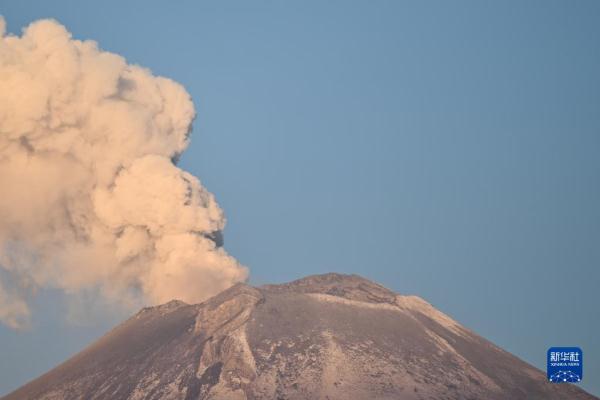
[0, 17, 248, 329]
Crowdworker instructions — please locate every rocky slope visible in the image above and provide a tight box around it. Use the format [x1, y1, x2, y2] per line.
[3, 273, 597, 400]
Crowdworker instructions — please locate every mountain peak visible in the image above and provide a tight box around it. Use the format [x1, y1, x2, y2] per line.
[4, 273, 597, 400]
[261, 272, 399, 305]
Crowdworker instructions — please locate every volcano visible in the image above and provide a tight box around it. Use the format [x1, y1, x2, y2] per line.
[3, 273, 596, 400]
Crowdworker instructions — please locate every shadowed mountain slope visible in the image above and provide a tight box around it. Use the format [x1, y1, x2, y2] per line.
[3, 273, 597, 400]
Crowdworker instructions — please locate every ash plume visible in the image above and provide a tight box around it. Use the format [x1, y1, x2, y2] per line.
[0, 16, 248, 329]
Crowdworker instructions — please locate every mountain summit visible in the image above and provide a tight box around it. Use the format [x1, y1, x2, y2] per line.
[4, 273, 596, 400]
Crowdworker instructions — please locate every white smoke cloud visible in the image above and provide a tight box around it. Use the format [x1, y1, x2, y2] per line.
[0, 16, 248, 328]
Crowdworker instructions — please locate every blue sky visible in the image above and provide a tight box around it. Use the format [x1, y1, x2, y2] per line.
[1, 0, 599, 396]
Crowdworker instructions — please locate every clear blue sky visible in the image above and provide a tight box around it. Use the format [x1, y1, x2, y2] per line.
[1, 0, 599, 396]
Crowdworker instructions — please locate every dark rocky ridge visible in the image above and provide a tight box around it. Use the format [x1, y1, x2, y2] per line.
[3, 273, 597, 400]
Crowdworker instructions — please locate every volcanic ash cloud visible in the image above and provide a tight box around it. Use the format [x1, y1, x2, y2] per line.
[0, 16, 248, 329]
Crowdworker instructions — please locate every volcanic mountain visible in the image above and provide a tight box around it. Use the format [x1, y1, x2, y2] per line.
[3, 273, 596, 400]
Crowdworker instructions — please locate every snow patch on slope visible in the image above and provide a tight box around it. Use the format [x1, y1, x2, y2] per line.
[307, 293, 402, 312]
[395, 295, 466, 336]
[307, 292, 467, 338]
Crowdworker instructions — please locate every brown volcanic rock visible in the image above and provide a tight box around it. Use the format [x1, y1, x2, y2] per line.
[3, 273, 597, 400]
